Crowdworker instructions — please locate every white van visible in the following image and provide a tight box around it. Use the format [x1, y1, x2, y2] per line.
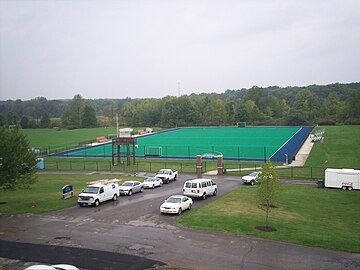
[78, 179, 120, 207]
[183, 178, 217, 200]
[325, 168, 360, 190]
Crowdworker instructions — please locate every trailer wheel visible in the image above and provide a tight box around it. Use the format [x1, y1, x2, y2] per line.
[348, 186, 353, 191]
[342, 186, 347, 190]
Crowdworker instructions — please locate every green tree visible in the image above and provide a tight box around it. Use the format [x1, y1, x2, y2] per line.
[40, 112, 51, 128]
[0, 127, 37, 189]
[6, 111, 20, 126]
[258, 162, 280, 229]
[61, 94, 84, 129]
[81, 105, 98, 128]
[20, 116, 31, 129]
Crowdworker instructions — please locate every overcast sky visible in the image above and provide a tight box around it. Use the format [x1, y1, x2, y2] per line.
[0, 0, 359, 100]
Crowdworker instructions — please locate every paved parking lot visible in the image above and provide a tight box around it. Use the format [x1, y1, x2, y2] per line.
[1, 173, 359, 270]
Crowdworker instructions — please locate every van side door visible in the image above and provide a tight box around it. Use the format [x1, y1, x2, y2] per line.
[99, 187, 105, 202]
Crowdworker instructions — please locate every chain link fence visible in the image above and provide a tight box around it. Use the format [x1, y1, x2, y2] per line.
[42, 159, 326, 180]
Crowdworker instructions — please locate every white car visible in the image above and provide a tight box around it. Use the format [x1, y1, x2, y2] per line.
[143, 177, 163, 188]
[119, 181, 144, 196]
[25, 265, 79, 270]
[160, 195, 193, 215]
[242, 172, 260, 185]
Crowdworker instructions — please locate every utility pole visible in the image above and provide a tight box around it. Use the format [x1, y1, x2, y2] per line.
[116, 114, 119, 137]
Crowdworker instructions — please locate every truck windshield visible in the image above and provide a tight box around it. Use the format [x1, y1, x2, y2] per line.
[83, 187, 99, 194]
[158, 170, 169, 174]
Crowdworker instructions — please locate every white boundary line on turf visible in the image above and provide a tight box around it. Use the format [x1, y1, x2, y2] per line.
[269, 127, 302, 160]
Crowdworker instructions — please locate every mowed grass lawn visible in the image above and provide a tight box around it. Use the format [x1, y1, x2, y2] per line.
[178, 185, 360, 252]
[305, 125, 360, 168]
[22, 127, 161, 149]
[0, 174, 143, 214]
[22, 128, 117, 148]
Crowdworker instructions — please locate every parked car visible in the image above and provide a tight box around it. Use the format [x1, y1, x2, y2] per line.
[183, 178, 217, 200]
[242, 172, 260, 185]
[119, 181, 144, 196]
[25, 265, 79, 270]
[155, 169, 178, 184]
[78, 179, 119, 207]
[160, 195, 193, 215]
[143, 177, 163, 189]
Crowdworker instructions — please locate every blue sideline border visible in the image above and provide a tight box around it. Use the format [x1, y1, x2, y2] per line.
[270, 126, 314, 164]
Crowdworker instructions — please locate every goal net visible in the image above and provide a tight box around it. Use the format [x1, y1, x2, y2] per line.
[144, 146, 162, 156]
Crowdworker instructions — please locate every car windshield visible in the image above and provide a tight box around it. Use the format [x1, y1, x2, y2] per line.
[83, 186, 99, 194]
[158, 170, 169, 174]
[166, 197, 181, 204]
[145, 178, 155, 182]
[249, 172, 258, 177]
[122, 182, 133, 186]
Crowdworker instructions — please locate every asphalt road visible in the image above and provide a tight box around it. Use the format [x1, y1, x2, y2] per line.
[0, 173, 359, 270]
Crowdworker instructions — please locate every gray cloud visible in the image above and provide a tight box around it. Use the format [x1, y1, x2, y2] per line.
[1, 0, 359, 100]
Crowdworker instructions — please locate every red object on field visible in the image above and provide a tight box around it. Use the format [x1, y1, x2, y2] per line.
[31, 200, 37, 208]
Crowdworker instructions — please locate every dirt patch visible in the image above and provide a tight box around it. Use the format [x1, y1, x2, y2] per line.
[255, 226, 277, 232]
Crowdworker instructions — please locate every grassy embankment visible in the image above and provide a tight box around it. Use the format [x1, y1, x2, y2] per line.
[0, 174, 142, 214]
[178, 184, 360, 252]
[305, 125, 360, 169]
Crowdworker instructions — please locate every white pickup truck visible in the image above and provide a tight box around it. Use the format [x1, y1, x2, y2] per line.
[155, 169, 178, 184]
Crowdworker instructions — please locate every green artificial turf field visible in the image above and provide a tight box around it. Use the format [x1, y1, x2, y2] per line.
[59, 127, 300, 160]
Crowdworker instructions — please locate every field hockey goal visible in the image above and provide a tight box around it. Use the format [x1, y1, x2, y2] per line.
[144, 146, 163, 156]
[237, 122, 247, 128]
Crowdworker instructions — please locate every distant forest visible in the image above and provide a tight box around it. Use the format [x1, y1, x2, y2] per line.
[1, 82, 359, 129]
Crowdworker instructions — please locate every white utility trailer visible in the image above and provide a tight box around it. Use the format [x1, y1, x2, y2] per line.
[325, 168, 360, 190]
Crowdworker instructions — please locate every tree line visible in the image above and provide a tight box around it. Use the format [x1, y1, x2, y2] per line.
[0, 82, 359, 129]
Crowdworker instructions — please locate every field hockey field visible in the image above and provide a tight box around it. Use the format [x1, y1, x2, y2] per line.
[56, 127, 302, 161]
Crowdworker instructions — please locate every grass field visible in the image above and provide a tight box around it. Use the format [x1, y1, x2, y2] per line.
[22, 128, 117, 149]
[0, 174, 143, 214]
[305, 125, 360, 168]
[21, 127, 162, 149]
[178, 184, 360, 252]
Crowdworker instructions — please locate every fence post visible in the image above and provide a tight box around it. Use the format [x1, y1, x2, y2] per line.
[136, 163, 139, 172]
[83, 160, 85, 170]
[204, 161, 207, 172]
[56, 161, 59, 170]
[310, 167, 313, 179]
[291, 166, 293, 178]
[70, 160, 72, 170]
[96, 161, 99, 171]
[109, 161, 112, 171]
[180, 163, 183, 173]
